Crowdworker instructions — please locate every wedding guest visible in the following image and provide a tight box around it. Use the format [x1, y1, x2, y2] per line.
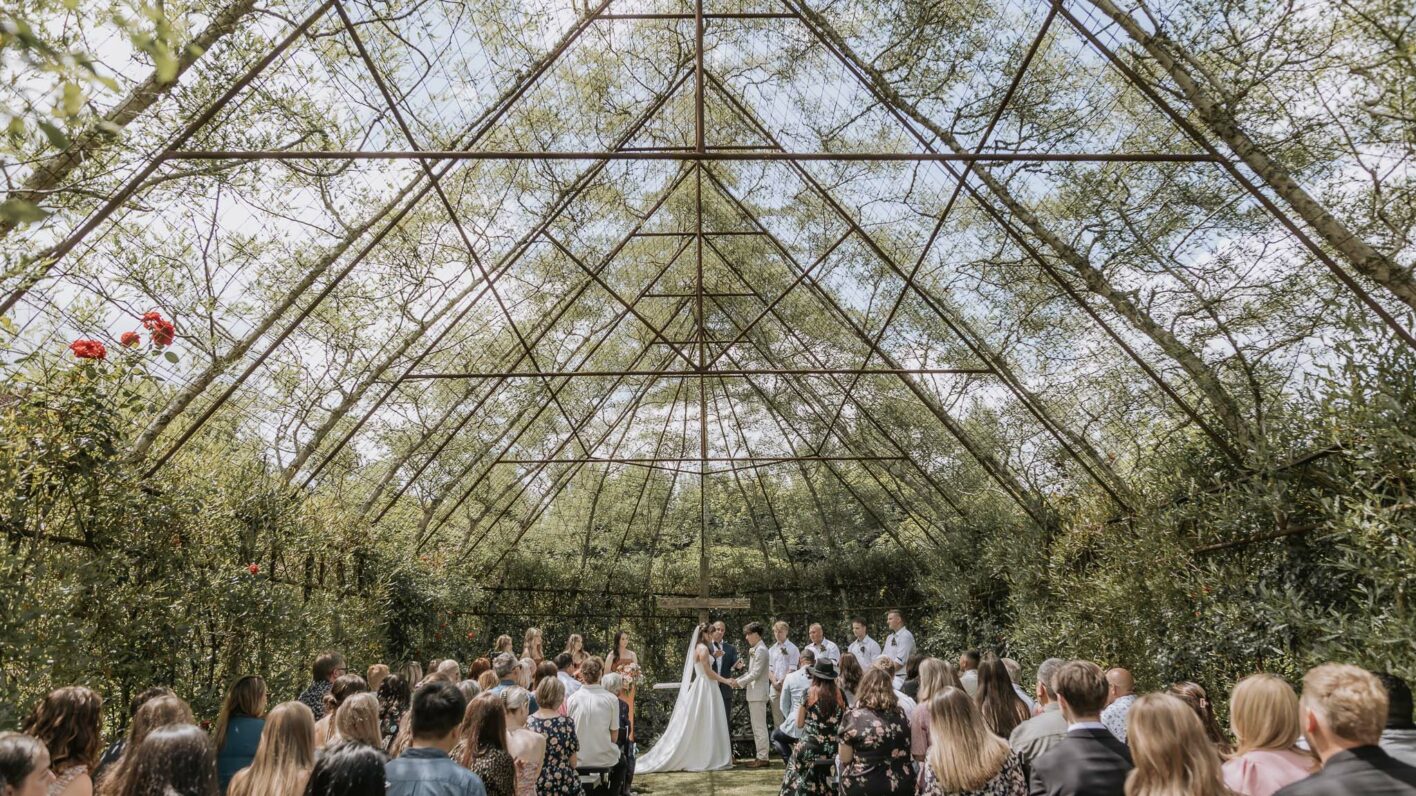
[564, 635, 589, 668]
[1274, 663, 1416, 795]
[567, 656, 621, 789]
[805, 623, 841, 665]
[920, 688, 1026, 796]
[114, 724, 217, 796]
[840, 654, 865, 707]
[1028, 661, 1131, 796]
[298, 652, 347, 721]
[958, 651, 981, 697]
[977, 654, 1031, 739]
[478, 671, 500, 691]
[870, 657, 918, 720]
[1001, 658, 1037, 714]
[770, 622, 801, 727]
[93, 687, 172, 782]
[493, 636, 515, 658]
[227, 702, 315, 796]
[555, 653, 583, 698]
[515, 659, 536, 691]
[1009, 658, 1068, 775]
[1168, 682, 1232, 755]
[22, 686, 103, 796]
[397, 662, 424, 690]
[900, 655, 926, 700]
[213, 675, 267, 792]
[378, 675, 411, 750]
[501, 688, 544, 796]
[97, 694, 194, 796]
[782, 659, 844, 796]
[336, 694, 383, 748]
[522, 629, 544, 664]
[385, 682, 482, 796]
[1221, 674, 1314, 796]
[490, 654, 538, 712]
[0, 731, 54, 796]
[911, 658, 962, 761]
[774, 649, 817, 762]
[457, 681, 483, 706]
[1125, 693, 1228, 796]
[1101, 669, 1136, 743]
[304, 741, 386, 796]
[840, 668, 915, 796]
[528, 677, 581, 796]
[440, 660, 464, 681]
[848, 617, 882, 666]
[367, 665, 391, 694]
[315, 674, 368, 748]
[602, 674, 634, 796]
[1378, 674, 1416, 767]
[883, 611, 915, 690]
[454, 694, 515, 796]
[468, 658, 492, 683]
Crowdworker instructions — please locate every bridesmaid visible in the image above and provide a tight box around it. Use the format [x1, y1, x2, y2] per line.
[608, 630, 640, 739]
[521, 628, 544, 664]
[564, 634, 588, 668]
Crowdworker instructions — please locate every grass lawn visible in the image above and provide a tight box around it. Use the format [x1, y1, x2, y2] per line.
[635, 762, 785, 796]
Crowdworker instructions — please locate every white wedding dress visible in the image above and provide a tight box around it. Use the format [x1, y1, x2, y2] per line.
[635, 627, 733, 773]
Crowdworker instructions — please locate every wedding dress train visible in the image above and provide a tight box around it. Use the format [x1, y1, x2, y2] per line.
[635, 627, 733, 773]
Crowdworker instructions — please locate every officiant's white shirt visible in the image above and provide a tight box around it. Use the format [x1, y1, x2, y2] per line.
[848, 635, 881, 664]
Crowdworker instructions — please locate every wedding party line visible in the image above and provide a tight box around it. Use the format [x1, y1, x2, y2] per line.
[3, 611, 1416, 796]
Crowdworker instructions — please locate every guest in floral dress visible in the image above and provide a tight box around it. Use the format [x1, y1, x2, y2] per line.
[919, 688, 1025, 796]
[782, 659, 845, 796]
[840, 668, 916, 796]
[529, 677, 583, 796]
[454, 693, 517, 796]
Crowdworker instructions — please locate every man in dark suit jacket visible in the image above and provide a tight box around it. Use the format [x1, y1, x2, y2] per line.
[711, 620, 739, 731]
[1275, 664, 1416, 796]
[1029, 660, 1132, 796]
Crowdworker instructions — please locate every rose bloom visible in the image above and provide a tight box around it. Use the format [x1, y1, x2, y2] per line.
[141, 310, 163, 326]
[69, 339, 107, 359]
[119, 331, 141, 347]
[150, 319, 175, 347]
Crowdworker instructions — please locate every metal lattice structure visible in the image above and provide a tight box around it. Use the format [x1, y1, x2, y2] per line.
[5, 0, 1412, 604]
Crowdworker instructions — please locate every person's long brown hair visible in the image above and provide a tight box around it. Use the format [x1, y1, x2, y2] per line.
[926, 688, 1010, 792]
[97, 695, 195, 796]
[455, 693, 509, 767]
[1125, 693, 1228, 796]
[213, 676, 267, 751]
[854, 668, 900, 714]
[114, 724, 217, 796]
[976, 654, 1030, 738]
[323, 674, 369, 724]
[1168, 681, 1232, 755]
[335, 694, 382, 748]
[22, 686, 103, 772]
[839, 653, 864, 698]
[227, 701, 315, 796]
[806, 675, 843, 718]
[917, 658, 962, 703]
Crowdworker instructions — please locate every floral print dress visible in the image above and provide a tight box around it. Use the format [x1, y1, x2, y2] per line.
[840, 706, 917, 796]
[781, 696, 844, 796]
[919, 750, 1027, 796]
[529, 714, 584, 796]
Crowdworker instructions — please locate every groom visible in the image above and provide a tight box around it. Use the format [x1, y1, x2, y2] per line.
[728, 621, 770, 769]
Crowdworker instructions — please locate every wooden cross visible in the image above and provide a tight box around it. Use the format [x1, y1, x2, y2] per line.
[655, 595, 751, 623]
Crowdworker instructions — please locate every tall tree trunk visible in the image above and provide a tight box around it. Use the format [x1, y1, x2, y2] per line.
[1086, 0, 1416, 312]
[0, 0, 259, 240]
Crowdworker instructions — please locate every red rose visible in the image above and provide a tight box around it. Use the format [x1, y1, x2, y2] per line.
[466, 631, 476, 640]
[141, 311, 164, 327]
[119, 331, 141, 347]
[69, 339, 107, 360]
[247, 563, 260, 575]
[150, 319, 175, 347]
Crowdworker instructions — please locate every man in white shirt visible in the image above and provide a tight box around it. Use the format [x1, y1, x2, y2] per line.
[772, 649, 815, 761]
[804, 623, 840, 664]
[847, 616, 881, 665]
[883, 610, 914, 689]
[768, 621, 800, 727]
[566, 657, 621, 769]
[1100, 667, 1136, 743]
[554, 652, 582, 698]
[959, 650, 980, 696]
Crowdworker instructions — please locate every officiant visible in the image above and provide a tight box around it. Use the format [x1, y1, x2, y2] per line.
[709, 621, 739, 730]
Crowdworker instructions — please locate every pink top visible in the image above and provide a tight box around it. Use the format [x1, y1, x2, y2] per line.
[909, 702, 930, 758]
[1222, 748, 1315, 796]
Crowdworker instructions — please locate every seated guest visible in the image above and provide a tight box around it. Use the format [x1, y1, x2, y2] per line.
[566, 657, 621, 794]
[502, 688, 546, 796]
[337, 694, 384, 748]
[959, 651, 981, 697]
[368, 665, 391, 694]
[977, 654, 1030, 739]
[840, 668, 916, 796]
[870, 657, 917, 720]
[781, 659, 845, 796]
[1125, 693, 1228, 796]
[490, 654, 538, 712]
[1274, 663, 1416, 796]
[774, 650, 818, 761]
[378, 675, 412, 750]
[115, 724, 218, 796]
[0, 731, 54, 795]
[920, 688, 1026, 796]
[1009, 658, 1068, 775]
[457, 682, 483, 706]
[601, 674, 634, 796]
[22, 686, 103, 796]
[1002, 658, 1037, 715]
[911, 659, 962, 762]
[900, 655, 926, 701]
[213, 675, 267, 793]
[94, 687, 172, 782]
[1028, 660, 1132, 796]
[1378, 674, 1416, 767]
[1100, 669, 1135, 743]
[299, 652, 347, 721]
[315, 675, 369, 748]
[555, 654, 583, 698]
[528, 677, 581, 796]
[227, 702, 315, 796]
[305, 741, 386, 796]
[455, 694, 515, 796]
[96, 694, 193, 795]
[440, 660, 464, 681]
[839, 654, 864, 708]
[1168, 682, 1232, 756]
[385, 682, 485, 796]
[1222, 674, 1315, 796]
[468, 659, 492, 683]
[478, 671, 500, 692]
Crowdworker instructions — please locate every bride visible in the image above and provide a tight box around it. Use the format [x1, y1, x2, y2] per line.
[635, 624, 734, 773]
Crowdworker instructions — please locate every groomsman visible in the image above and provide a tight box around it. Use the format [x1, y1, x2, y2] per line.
[804, 623, 840, 664]
[848, 616, 881, 664]
[768, 621, 799, 727]
[884, 609, 914, 689]
[710, 621, 738, 729]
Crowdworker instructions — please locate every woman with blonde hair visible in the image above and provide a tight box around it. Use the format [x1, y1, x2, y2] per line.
[96, 695, 194, 796]
[1221, 675, 1315, 796]
[366, 664, 390, 694]
[912, 659, 963, 761]
[21, 686, 103, 796]
[920, 688, 1025, 796]
[477, 670, 501, 691]
[334, 693, 382, 748]
[1125, 693, 1229, 796]
[227, 702, 315, 796]
[521, 629, 544, 663]
[213, 676, 267, 792]
[563, 634, 588, 667]
[494, 636, 516, 657]
[314, 674, 368, 748]
[502, 687, 545, 796]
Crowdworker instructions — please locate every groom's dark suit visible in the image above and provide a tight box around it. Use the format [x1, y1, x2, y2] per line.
[713, 640, 739, 728]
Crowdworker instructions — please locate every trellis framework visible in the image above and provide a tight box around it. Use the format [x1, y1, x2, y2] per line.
[4, 0, 1411, 605]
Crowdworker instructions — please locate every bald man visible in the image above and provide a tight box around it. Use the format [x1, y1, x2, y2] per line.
[1100, 668, 1136, 743]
